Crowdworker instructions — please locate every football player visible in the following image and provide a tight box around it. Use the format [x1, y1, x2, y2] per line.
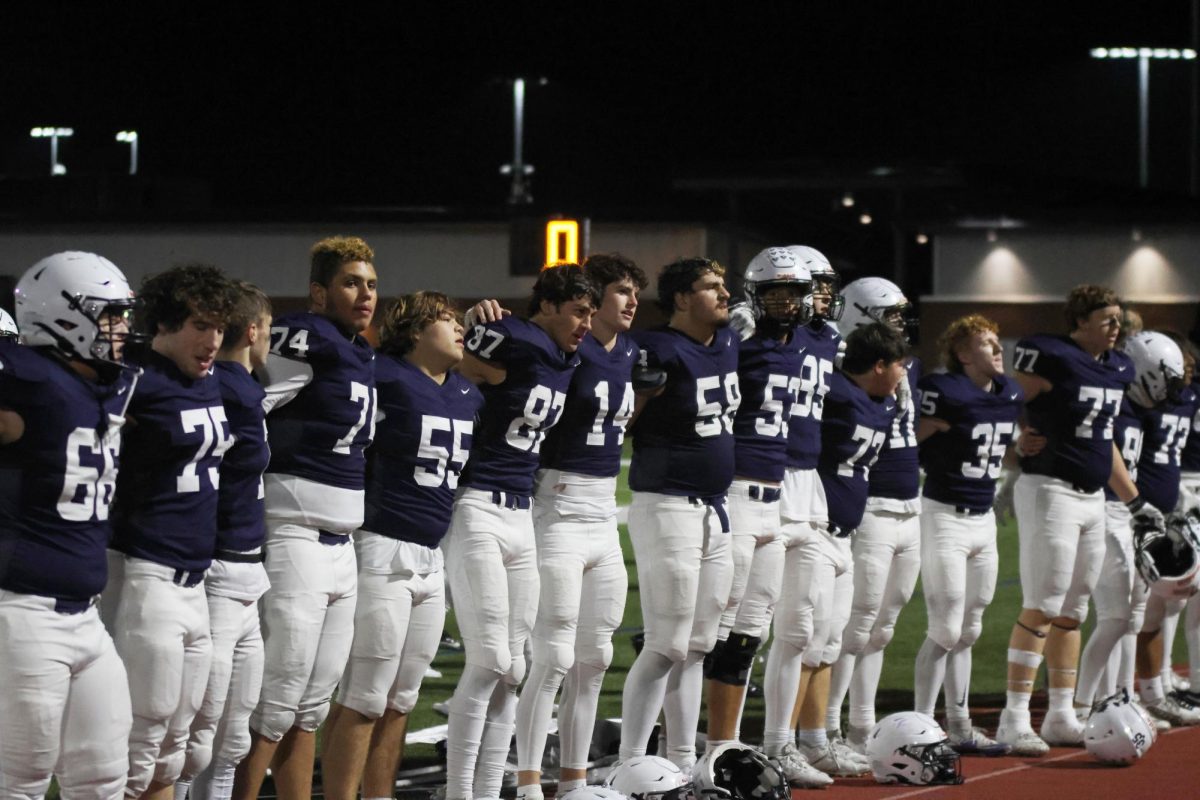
[0, 252, 139, 797]
[176, 282, 274, 800]
[824, 278, 922, 753]
[789, 322, 902, 776]
[234, 237, 379, 800]
[617, 257, 739, 774]
[705, 248, 830, 789]
[105, 264, 240, 799]
[760, 247, 849, 780]
[321, 292, 483, 800]
[996, 285, 1160, 755]
[513, 254, 645, 800]
[442, 264, 597, 800]
[913, 315, 1021, 753]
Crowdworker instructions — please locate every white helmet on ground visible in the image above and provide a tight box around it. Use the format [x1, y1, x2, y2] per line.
[605, 756, 694, 800]
[1135, 509, 1200, 599]
[0, 308, 17, 338]
[865, 712, 962, 786]
[559, 787, 629, 800]
[787, 245, 844, 321]
[14, 251, 139, 373]
[742, 247, 813, 334]
[692, 742, 788, 800]
[839, 277, 917, 341]
[1085, 689, 1156, 765]
[1123, 331, 1186, 408]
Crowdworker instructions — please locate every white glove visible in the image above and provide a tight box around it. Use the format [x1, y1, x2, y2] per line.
[1129, 496, 1166, 540]
[727, 303, 756, 341]
[1176, 486, 1200, 517]
[994, 468, 1019, 523]
[895, 365, 912, 412]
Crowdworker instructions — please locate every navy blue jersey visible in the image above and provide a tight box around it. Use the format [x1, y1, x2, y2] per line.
[0, 345, 134, 603]
[364, 355, 484, 547]
[1104, 398, 1144, 503]
[1134, 390, 1194, 513]
[111, 349, 233, 572]
[817, 372, 896, 532]
[732, 330, 807, 483]
[540, 331, 637, 478]
[265, 312, 377, 491]
[919, 371, 1023, 512]
[868, 357, 922, 500]
[1015, 334, 1133, 492]
[629, 326, 741, 497]
[215, 362, 269, 553]
[1180, 384, 1200, 472]
[785, 321, 840, 470]
[460, 316, 579, 496]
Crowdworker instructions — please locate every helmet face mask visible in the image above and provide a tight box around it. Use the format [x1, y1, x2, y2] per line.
[742, 247, 814, 335]
[785, 245, 844, 322]
[693, 743, 788, 800]
[1135, 510, 1200, 598]
[0, 308, 17, 339]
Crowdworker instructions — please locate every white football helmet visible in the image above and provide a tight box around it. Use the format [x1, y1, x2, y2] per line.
[0, 308, 17, 339]
[787, 245, 844, 321]
[1135, 509, 1200, 599]
[742, 247, 813, 334]
[14, 251, 139, 373]
[1122, 331, 1186, 408]
[839, 277, 917, 341]
[605, 756, 694, 800]
[865, 712, 962, 786]
[692, 742, 788, 800]
[1085, 689, 1156, 765]
[559, 787, 629, 800]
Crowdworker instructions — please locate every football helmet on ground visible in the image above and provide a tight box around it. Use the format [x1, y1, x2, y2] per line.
[865, 712, 962, 786]
[1085, 689, 1156, 765]
[605, 756, 694, 800]
[692, 743, 788, 800]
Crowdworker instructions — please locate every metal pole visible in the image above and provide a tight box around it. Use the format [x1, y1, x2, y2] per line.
[49, 133, 58, 176]
[509, 78, 529, 204]
[1192, 0, 1198, 195]
[130, 137, 138, 176]
[1139, 53, 1150, 188]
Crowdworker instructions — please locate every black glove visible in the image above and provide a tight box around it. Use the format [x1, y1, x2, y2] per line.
[1128, 496, 1165, 542]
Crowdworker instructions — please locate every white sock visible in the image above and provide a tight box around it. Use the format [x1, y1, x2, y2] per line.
[559, 661, 607, 772]
[619, 649, 674, 760]
[174, 781, 192, 800]
[913, 638, 949, 717]
[662, 650, 705, 772]
[848, 648, 883, 730]
[1187, 595, 1200, 688]
[1138, 675, 1166, 705]
[558, 779, 587, 794]
[207, 760, 235, 800]
[1048, 687, 1074, 713]
[762, 638, 804, 756]
[1118, 634, 1137, 695]
[1077, 618, 1126, 707]
[824, 651, 855, 732]
[943, 644, 972, 725]
[474, 681, 519, 799]
[515, 657, 568, 773]
[446, 665, 501, 800]
[1162, 605, 1182, 684]
[1006, 690, 1031, 713]
[796, 728, 827, 749]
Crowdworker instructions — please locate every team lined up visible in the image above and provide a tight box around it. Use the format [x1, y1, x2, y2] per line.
[2, 238, 1198, 799]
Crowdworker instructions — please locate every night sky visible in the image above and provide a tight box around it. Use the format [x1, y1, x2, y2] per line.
[2, 2, 1198, 215]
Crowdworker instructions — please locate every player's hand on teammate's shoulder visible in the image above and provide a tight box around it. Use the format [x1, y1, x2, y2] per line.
[1014, 427, 1047, 458]
[464, 299, 510, 329]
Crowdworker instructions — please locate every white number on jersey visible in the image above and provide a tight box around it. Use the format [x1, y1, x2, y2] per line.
[920, 390, 940, 417]
[177, 406, 235, 493]
[333, 381, 378, 455]
[960, 421, 1016, 479]
[1075, 386, 1123, 440]
[1119, 425, 1145, 483]
[269, 327, 310, 357]
[792, 354, 834, 422]
[466, 325, 506, 359]
[57, 425, 121, 521]
[414, 415, 473, 488]
[1013, 346, 1039, 373]
[506, 384, 567, 452]
[695, 372, 741, 438]
[1152, 413, 1191, 466]
[755, 373, 802, 438]
[837, 424, 887, 478]
[586, 380, 636, 447]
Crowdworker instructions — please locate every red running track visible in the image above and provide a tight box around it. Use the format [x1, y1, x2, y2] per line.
[807, 724, 1200, 800]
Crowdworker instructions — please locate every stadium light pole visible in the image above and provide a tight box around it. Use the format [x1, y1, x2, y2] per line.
[500, 76, 547, 205]
[116, 130, 139, 175]
[1090, 47, 1198, 188]
[29, 126, 73, 176]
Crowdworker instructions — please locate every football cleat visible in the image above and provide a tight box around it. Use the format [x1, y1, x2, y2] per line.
[996, 709, 1050, 757]
[946, 724, 1012, 757]
[798, 741, 869, 777]
[768, 743, 833, 789]
[1040, 709, 1086, 747]
[1143, 693, 1200, 726]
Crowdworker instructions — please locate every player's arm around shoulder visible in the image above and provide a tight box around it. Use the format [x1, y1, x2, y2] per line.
[0, 408, 24, 445]
[915, 375, 950, 443]
[458, 312, 514, 386]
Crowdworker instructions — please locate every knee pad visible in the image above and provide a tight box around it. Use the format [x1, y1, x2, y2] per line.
[927, 620, 964, 652]
[868, 622, 896, 652]
[294, 697, 333, 732]
[181, 741, 213, 784]
[959, 620, 983, 648]
[534, 638, 576, 675]
[390, 687, 420, 716]
[217, 723, 253, 767]
[250, 705, 296, 742]
[576, 640, 614, 672]
[57, 757, 127, 800]
[153, 748, 188, 787]
[504, 653, 527, 686]
[703, 634, 761, 685]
